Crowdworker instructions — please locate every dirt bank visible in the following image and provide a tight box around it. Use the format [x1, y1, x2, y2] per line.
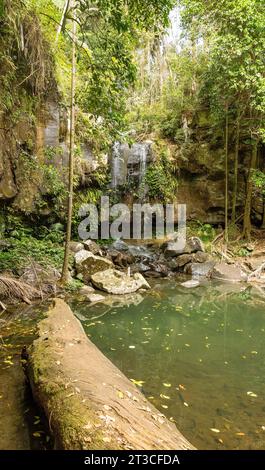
[26, 298, 194, 450]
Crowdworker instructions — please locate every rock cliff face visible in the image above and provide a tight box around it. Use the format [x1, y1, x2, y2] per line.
[107, 110, 265, 226]
[1, 99, 264, 226]
[175, 111, 265, 225]
[0, 101, 66, 214]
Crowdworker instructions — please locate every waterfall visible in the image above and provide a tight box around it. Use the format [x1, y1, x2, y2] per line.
[111, 142, 129, 189]
[111, 142, 121, 189]
[139, 144, 147, 184]
[110, 141, 152, 192]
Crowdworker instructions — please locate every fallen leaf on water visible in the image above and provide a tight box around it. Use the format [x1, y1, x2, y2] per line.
[179, 384, 186, 391]
[236, 432, 245, 436]
[218, 439, 224, 444]
[3, 360, 13, 365]
[130, 379, 145, 387]
[161, 404, 168, 409]
[210, 428, 220, 433]
[129, 345, 136, 349]
[163, 383, 171, 388]
[160, 394, 170, 400]
[247, 391, 258, 398]
[251, 351, 258, 355]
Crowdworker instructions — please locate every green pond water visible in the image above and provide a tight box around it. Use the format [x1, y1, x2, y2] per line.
[0, 303, 51, 450]
[72, 280, 265, 450]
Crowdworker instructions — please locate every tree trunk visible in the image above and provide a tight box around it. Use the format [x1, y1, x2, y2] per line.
[61, 4, 76, 284]
[224, 106, 229, 244]
[26, 299, 194, 451]
[262, 197, 265, 229]
[243, 140, 258, 240]
[55, 0, 70, 44]
[231, 117, 240, 225]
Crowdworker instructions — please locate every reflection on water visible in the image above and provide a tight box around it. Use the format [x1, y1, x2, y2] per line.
[72, 280, 265, 450]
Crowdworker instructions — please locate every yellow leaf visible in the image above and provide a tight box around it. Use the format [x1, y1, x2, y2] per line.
[163, 383, 171, 388]
[130, 379, 145, 387]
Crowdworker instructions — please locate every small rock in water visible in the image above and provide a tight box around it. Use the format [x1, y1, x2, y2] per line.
[180, 280, 200, 289]
[86, 294, 105, 303]
[79, 285, 95, 295]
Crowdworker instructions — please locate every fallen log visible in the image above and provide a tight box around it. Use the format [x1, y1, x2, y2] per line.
[25, 299, 194, 450]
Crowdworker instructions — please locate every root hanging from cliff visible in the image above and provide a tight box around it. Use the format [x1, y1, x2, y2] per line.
[0, 276, 41, 304]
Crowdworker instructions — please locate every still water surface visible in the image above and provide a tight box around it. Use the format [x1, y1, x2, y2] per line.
[72, 280, 265, 450]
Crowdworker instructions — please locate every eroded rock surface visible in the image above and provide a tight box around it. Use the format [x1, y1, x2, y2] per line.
[91, 269, 151, 294]
[75, 250, 113, 284]
[211, 263, 247, 282]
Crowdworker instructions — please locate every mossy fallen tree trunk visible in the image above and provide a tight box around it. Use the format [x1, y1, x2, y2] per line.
[25, 299, 194, 450]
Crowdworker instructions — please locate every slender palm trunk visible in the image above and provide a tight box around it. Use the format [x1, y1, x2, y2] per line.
[55, 0, 70, 45]
[224, 106, 229, 245]
[243, 140, 258, 240]
[231, 116, 240, 225]
[262, 198, 265, 229]
[61, 6, 76, 284]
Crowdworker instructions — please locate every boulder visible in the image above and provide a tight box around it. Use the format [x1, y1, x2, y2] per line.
[144, 271, 162, 278]
[169, 251, 209, 271]
[211, 263, 247, 282]
[69, 241, 84, 254]
[170, 254, 194, 269]
[180, 280, 200, 289]
[79, 285, 95, 295]
[107, 249, 135, 267]
[193, 251, 208, 263]
[75, 250, 113, 284]
[164, 237, 205, 257]
[190, 261, 216, 277]
[19, 262, 60, 294]
[91, 269, 151, 295]
[111, 240, 129, 251]
[83, 239, 103, 256]
[86, 294, 105, 303]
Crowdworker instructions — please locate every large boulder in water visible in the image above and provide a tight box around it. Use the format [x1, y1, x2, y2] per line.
[211, 263, 247, 282]
[188, 261, 216, 277]
[164, 237, 205, 258]
[91, 269, 151, 294]
[75, 250, 113, 283]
